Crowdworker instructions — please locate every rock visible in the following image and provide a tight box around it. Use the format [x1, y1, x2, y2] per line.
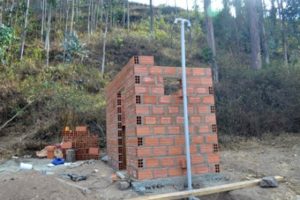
[118, 181, 130, 190]
[260, 176, 278, 188]
[116, 171, 126, 180]
[86, 160, 95, 165]
[101, 155, 109, 162]
[135, 186, 146, 194]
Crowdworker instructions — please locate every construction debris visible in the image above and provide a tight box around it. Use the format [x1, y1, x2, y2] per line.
[51, 158, 65, 165]
[129, 176, 284, 200]
[36, 148, 47, 158]
[61, 126, 100, 160]
[20, 162, 33, 170]
[67, 173, 88, 182]
[116, 171, 126, 180]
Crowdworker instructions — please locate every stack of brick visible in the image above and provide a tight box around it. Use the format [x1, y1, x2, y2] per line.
[106, 56, 220, 180]
[61, 126, 100, 160]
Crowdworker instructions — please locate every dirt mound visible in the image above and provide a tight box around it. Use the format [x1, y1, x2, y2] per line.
[0, 171, 89, 200]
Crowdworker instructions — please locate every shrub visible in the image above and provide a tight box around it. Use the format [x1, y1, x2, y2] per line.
[216, 65, 300, 136]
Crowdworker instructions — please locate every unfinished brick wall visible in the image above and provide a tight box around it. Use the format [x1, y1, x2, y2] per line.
[106, 56, 220, 180]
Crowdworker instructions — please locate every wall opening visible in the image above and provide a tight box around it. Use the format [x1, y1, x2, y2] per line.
[164, 77, 182, 95]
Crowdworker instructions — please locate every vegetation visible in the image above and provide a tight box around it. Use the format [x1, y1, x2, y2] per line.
[0, 0, 299, 154]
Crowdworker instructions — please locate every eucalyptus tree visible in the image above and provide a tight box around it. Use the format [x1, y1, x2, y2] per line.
[45, 0, 56, 66]
[0, 0, 3, 24]
[101, 11, 108, 75]
[88, 0, 92, 37]
[41, 0, 46, 42]
[247, 0, 262, 69]
[127, 0, 130, 30]
[277, 0, 288, 66]
[258, 0, 270, 65]
[150, 0, 153, 35]
[20, 0, 30, 60]
[204, 0, 218, 82]
[70, 0, 75, 33]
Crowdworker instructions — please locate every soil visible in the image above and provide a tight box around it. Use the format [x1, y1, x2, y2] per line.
[0, 134, 299, 200]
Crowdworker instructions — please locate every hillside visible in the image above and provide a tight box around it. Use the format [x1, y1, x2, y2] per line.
[0, 0, 300, 158]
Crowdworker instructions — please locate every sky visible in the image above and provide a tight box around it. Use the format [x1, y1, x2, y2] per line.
[129, 0, 224, 11]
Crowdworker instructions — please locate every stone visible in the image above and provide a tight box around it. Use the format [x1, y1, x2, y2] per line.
[118, 181, 130, 190]
[260, 176, 278, 188]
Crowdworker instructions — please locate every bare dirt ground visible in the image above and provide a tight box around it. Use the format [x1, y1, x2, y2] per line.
[0, 133, 299, 200]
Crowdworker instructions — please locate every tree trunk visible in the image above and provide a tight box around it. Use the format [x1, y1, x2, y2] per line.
[101, 12, 108, 75]
[9, 0, 15, 25]
[70, 0, 75, 33]
[76, 0, 79, 22]
[58, 0, 62, 25]
[247, 0, 262, 70]
[20, 0, 30, 60]
[150, 0, 153, 35]
[233, 0, 242, 51]
[258, 0, 270, 65]
[277, 0, 288, 67]
[93, 0, 97, 31]
[91, 0, 94, 33]
[64, 0, 69, 34]
[95, 0, 99, 27]
[110, 0, 113, 28]
[88, 0, 91, 38]
[204, 0, 219, 82]
[127, 0, 130, 30]
[122, 0, 126, 27]
[41, 0, 45, 42]
[0, 0, 2, 24]
[100, 0, 103, 22]
[0, 101, 34, 132]
[46, 2, 52, 67]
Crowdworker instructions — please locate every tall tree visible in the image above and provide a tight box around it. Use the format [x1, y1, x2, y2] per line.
[0, 0, 3, 24]
[127, 0, 130, 30]
[204, 0, 218, 82]
[101, 11, 108, 75]
[88, 0, 92, 37]
[41, 0, 46, 42]
[70, 0, 75, 33]
[76, 0, 79, 21]
[45, 0, 53, 67]
[258, 0, 270, 65]
[9, 0, 15, 26]
[150, 0, 153, 35]
[122, 0, 126, 27]
[233, 0, 243, 51]
[247, 0, 262, 69]
[64, 0, 69, 34]
[277, 0, 288, 66]
[20, 0, 30, 60]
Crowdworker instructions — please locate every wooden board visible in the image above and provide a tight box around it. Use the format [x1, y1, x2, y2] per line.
[129, 176, 284, 200]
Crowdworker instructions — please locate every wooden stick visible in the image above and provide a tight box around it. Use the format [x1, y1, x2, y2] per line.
[55, 178, 91, 195]
[129, 176, 284, 200]
[0, 99, 35, 132]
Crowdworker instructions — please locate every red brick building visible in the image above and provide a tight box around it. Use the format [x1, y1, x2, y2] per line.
[105, 56, 220, 180]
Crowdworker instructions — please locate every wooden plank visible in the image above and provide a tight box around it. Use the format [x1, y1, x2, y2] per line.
[129, 176, 284, 200]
